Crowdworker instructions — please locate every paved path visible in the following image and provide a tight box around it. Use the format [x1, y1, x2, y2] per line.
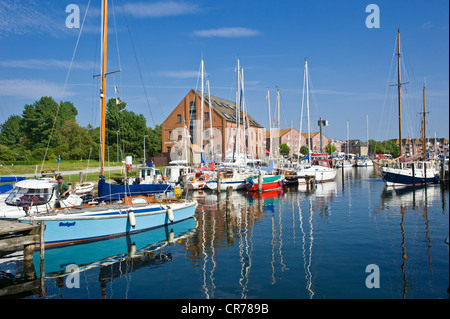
[21, 166, 123, 178]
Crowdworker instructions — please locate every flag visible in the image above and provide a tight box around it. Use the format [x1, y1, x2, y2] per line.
[116, 98, 121, 105]
[115, 86, 119, 93]
[57, 155, 61, 163]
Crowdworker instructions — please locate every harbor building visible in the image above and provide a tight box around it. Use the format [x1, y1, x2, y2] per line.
[265, 129, 329, 156]
[161, 90, 265, 164]
[341, 139, 369, 157]
[393, 137, 449, 157]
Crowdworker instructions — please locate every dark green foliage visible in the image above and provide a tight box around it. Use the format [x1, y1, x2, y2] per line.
[0, 96, 162, 162]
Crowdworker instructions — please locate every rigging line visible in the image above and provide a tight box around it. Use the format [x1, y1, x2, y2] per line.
[376, 35, 397, 142]
[119, 0, 155, 126]
[111, 0, 123, 86]
[40, 0, 92, 172]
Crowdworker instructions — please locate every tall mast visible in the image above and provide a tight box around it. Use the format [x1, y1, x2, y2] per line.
[234, 58, 241, 162]
[422, 82, 427, 158]
[397, 29, 402, 155]
[100, 0, 108, 176]
[200, 58, 204, 163]
[305, 60, 311, 164]
[207, 80, 214, 162]
[277, 88, 281, 164]
[267, 89, 272, 161]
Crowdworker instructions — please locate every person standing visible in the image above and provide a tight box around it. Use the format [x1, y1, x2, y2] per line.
[56, 175, 72, 199]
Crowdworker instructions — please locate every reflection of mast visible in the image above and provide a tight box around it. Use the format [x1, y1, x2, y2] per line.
[423, 189, 433, 276]
[278, 197, 286, 273]
[239, 198, 253, 299]
[298, 195, 314, 298]
[201, 206, 217, 298]
[400, 205, 408, 299]
[306, 197, 314, 298]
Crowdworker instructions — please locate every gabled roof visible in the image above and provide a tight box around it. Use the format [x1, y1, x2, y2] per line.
[194, 90, 263, 128]
[265, 128, 299, 138]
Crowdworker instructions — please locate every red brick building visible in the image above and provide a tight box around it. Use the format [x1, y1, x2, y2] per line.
[162, 90, 265, 163]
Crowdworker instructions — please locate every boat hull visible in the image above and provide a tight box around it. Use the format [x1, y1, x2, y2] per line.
[19, 201, 197, 248]
[297, 167, 336, 183]
[245, 175, 284, 192]
[379, 167, 439, 186]
[205, 180, 246, 191]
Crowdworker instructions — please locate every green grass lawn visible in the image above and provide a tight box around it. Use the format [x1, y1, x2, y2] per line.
[1, 160, 164, 184]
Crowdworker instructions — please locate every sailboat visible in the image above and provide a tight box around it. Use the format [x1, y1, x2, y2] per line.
[17, 0, 197, 248]
[295, 59, 336, 183]
[378, 30, 439, 187]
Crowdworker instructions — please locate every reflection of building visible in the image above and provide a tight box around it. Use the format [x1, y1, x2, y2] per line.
[161, 90, 265, 163]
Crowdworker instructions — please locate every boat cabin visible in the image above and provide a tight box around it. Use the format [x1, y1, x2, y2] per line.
[5, 179, 56, 207]
[136, 166, 163, 184]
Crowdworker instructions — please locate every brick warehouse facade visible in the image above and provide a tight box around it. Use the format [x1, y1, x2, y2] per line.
[162, 89, 265, 164]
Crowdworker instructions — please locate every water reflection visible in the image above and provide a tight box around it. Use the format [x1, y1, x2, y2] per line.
[378, 182, 448, 299]
[0, 218, 197, 298]
[1, 165, 447, 299]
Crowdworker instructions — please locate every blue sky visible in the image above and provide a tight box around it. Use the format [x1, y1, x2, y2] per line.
[0, 0, 448, 142]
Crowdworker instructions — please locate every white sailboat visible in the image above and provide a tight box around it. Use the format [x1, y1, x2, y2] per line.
[296, 59, 336, 183]
[16, 0, 196, 248]
[378, 30, 439, 187]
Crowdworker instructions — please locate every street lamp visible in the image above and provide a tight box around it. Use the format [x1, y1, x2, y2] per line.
[143, 135, 149, 165]
[318, 118, 328, 154]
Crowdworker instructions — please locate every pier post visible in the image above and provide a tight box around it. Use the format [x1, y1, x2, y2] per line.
[39, 221, 45, 260]
[258, 173, 263, 193]
[23, 223, 38, 280]
[412, 163, 416, 187]
[217, 172, 222, 194]
[226, 186, 233, 215]
[225, 186, 234, 245]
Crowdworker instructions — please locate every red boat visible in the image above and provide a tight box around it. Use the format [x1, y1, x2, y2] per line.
[245, 175, 285, 192]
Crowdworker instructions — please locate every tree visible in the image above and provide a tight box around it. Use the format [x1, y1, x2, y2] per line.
[0, 115, 22, 147]
[300, 145, 309, 156]
[280, 143, 290, 156]
[145, 125, 162, 156]
[52, 120, 97, 160]
[105, 98, 147, 158]
[325, 143, 336, 155]
[21, 96, 77, 149]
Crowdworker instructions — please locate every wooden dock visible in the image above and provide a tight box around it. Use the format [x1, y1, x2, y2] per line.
[0, 220, 40, 251]
[0, 220, 45, 297]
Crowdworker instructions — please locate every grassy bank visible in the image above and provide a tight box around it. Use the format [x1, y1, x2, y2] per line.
[0, 160, 164, 184]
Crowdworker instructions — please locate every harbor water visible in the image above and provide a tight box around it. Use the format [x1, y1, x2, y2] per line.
[0, 167, 448, 299]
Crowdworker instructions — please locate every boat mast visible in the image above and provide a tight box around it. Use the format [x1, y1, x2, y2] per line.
[396, 29, 402, 155]
[200, 58, 204, 164]
[267, 89, 272, 161]
[277, 88, 281, 167]
[100, 0, 108, 176]
[305, 60, 311, 164]
[422, 82, 428, 159]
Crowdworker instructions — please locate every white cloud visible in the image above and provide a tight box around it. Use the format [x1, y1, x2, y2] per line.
[157, 70, 204, 79]
[0, 79, 74, 100]
[421, 22, 434, 29]
[0, 0, 67, 37]
[0, 59, 95, 70]
[124, 1, 200, 18]
[192, 27, 261, 38]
